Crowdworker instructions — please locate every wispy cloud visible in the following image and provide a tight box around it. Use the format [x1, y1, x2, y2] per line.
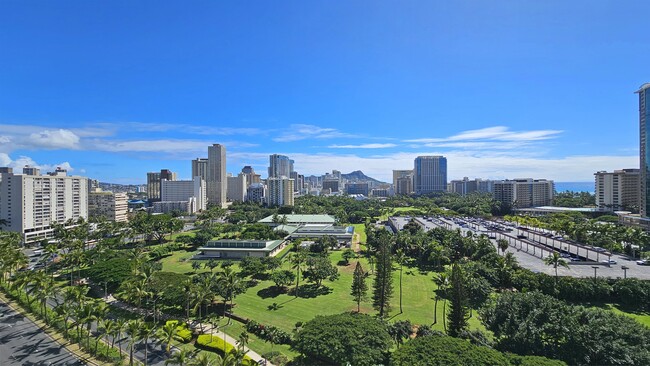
[273, 124, 356, 142]
[0, 153, 75, 173]
[405, 126, 562, 144]
[328, 143, 397, 149]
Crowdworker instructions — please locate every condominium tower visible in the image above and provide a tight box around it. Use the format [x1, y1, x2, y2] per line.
[638, 83, 650, 216]
[207, 144, 227, 207]
[268, 154, 293, 178]
[492, 178, 554, 208]
[0, 168, 88, 243]
[595, 169, 640, 212]
[267, 177, 294, 206]
[414, 156, 447, 195]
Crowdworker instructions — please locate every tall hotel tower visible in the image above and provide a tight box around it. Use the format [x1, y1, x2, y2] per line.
[639, 83, 650, 216]
[414, 156, 448, 195]
[207, 144, 227, 208]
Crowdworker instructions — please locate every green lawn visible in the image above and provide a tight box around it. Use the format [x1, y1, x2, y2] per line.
[160, 250, 204, 275]
[601, 304, 650, 328]
[351, 223, 367, 244]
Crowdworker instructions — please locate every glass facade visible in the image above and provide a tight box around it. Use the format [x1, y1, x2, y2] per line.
[414, 156, 447, 194]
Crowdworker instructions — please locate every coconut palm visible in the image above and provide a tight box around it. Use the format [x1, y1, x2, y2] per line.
[190, 353, 216, 366]
[158, 320, 182, 355]
[433, 271, 450, 328]
[216, 267, 243, 323]
[141, 321, 156, 366]
[544, 252, 569, 280]
[290, 249, 307, 297]
[165, 348, 193, 366]
[395, 249, 406, 314]
[125, 318, 144, 366]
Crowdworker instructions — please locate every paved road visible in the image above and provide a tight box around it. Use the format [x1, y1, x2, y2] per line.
[0, 300, 85, 366]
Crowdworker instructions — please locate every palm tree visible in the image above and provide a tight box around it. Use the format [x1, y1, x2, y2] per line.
[290, 249, 307, 297]
[114, 318, 127, 358]
[395, 249, 406, 314]
[126, 319, 144, 366]
[141, 321, 156, 366]
[165, 348, 193, 366]
[190, 353, 216, 366]
[544, 252, 569, 280]
[158, 320, 181, 355]
[98, 318, 114, 356]
[217, 267, 242, 324]
[433, 272, 450, 328]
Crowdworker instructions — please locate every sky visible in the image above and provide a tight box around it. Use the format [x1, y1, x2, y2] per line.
[0, 1, 647, 184]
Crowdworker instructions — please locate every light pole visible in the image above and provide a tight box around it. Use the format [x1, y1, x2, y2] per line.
[622, 266, 629, 279]
[591, 266, 599, 280]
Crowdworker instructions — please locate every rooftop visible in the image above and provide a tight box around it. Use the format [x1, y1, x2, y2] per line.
[258, 214, 336, 225]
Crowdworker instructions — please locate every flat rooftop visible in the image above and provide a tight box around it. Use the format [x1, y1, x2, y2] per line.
[259, 214, 336, 225]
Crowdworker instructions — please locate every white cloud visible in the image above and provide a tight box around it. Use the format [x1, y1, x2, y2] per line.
[273, 124, 356, 142]
[27, 129, 80, 149]
[328, 143, 397, 149]
[0, 153, 74, 173]
[405, 126, 562, 144]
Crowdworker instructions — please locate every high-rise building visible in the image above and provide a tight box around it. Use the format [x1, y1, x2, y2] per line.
[161, 177, 207, 213]
[268, 154, 293, 178]
[392, 170, 413, 193]
[192, 158, 209, 183]
[22, 166, 40, 176]
[595, 169, 640, 212]
[493, 178, 554, 208]
[638, 83, 650, 216]
[414, 156, 447, 195]
[322, 178, 340, 193]
[146, 169, 177, 202]
[449, 177, 494, 196]
[267, 177, 294, 206]
[345, 182, 369, 196]
[227, 173, 247, 202]
[241, 166, 261, 187]
[88, 190, 128, 222]
[0, 168, 88, 243]
[247, 183, 266, 204]
[207, 144, 227, 207]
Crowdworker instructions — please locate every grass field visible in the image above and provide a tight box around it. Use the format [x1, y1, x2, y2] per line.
[601, 304, 650, 328]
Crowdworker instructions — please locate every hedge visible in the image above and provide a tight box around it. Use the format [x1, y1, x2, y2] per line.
[195, 334, 254, 362]
[165, 320, 192, 343]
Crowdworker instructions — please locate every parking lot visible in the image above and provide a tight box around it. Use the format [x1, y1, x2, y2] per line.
[390, 215, 650, 280]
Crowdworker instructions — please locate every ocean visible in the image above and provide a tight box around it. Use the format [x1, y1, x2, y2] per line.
[555, 182, 594, 193]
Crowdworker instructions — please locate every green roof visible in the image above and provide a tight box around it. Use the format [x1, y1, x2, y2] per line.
[258, 214, 336, 225]
[200, 239, 284, 251]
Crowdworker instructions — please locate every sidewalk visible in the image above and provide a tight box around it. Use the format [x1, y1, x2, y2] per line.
[201, 322, 276, 366]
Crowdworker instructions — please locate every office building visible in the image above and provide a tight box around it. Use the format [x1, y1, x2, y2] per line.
[267, 177, 294, 206]
[638, 83, 650, 216]
[247, 183, 266, 204]
[371, 188, 390, 197]
[207, 144, 227, 207]
[414, 156, 447, 195]
[241, 166, 261, 187]
[227, 173, 247, 202]
[268, 154, 293, 178]
[394, 171, 414, 196]
[22, 166, 40, 176]
[493, 178, 554, 208]
[161, 177, 206, 213]
[393, 170, 413, 193]
[192, 158, 209, 183]
[0, 168, 88, 243]
[88, 189, 128, 222]
[345, 182, 369, 196]
[146, 169, 177, 202]
[595, 169, 640, 211]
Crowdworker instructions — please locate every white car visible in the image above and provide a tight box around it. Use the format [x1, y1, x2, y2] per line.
[601, 259, 617, 265]
[637, 260, 648, 266]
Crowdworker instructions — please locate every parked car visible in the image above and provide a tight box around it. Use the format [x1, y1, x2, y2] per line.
[637, 260, 648, 265]
[601, 259, 617, 265]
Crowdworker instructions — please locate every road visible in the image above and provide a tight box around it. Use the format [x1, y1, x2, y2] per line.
[0, 300, 85, 366]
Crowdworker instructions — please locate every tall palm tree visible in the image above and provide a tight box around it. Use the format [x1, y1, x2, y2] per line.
[432, 272, 450, 328]
[165, 348, 193, 366]
[114, 318, 127, 358]
[141, 321, 156, 366]
[97, 318, 114, 356]
[158, 320, 181, 355]
[290, 249, 307, 298]
[126, 319, 144, 366]
[190, 353, 216, 366]
[544, 252, 569, 280]
[217, 267, 242, 324]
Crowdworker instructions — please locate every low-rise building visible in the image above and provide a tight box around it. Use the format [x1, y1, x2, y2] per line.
[197, 239, 287, 259]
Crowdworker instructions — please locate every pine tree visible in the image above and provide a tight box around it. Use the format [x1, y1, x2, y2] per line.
[447, 263, 469, 337]
[372, 230, 394, 317]
[351, 261, 368, 312]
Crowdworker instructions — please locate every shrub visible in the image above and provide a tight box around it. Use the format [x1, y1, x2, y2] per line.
[390, 335, 510, 366]
[195, 334, 254, 362]
[245, 320, 292, 345]
[165, 320, 192, 343]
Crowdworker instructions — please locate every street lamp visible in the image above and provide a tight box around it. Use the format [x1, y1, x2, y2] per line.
[591, 266, 599, 280]
[622, 266, 630, 279]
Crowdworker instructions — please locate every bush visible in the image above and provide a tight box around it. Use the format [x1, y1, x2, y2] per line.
[195, 334, 254, 362]
[390, 335, 510, 366]
[245, 320, 292, 344]
[507, 354, 567, 366]
[262, 351, 289, 366]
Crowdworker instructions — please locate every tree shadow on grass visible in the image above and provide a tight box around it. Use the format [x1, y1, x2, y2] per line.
[257, 286, 286, 299]
[288, 284, 332, 298]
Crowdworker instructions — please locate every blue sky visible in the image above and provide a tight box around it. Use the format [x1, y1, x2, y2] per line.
[0, 1, 646, 184]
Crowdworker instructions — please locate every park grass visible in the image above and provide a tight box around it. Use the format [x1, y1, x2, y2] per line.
[378, 206, 425, 221]
[351, 223, 367, 244]
[230, 250, 486, 334]
[601, 304, 650, 328]
[159, 250, 206, 275]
